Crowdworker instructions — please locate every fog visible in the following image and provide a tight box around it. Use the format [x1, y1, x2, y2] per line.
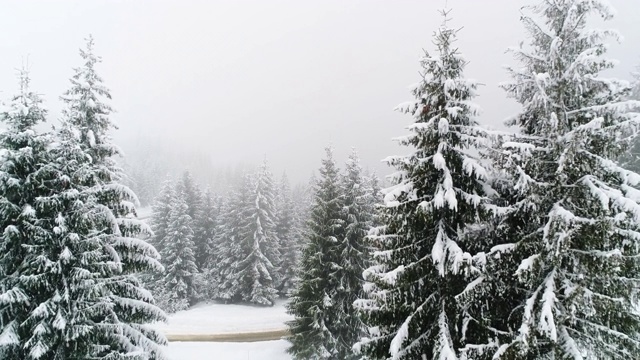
[1, 0, 639, 184]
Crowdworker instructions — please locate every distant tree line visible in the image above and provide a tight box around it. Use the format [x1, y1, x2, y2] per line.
[148, 152, 382, 313]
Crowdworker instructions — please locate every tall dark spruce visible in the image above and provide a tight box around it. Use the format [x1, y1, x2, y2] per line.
[287, 147, 345, 359]
[354, 12, 494, 360]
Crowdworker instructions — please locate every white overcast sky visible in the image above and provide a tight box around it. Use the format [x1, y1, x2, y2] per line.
[1, 0, 639, 182]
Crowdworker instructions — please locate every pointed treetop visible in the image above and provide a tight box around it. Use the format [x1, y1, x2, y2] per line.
[324, 145, 335, 160]
[437, 7, 462, 40]
[503, 0, 632, 140]
[347, 147, 360, 165]
[260, 156, 270, 173]
[72, 34, 108, 98]
[79, 35, 99, 74]
[18, 66, 30, 94]
[437, 5, 453, 27]
[2, 67, 47, 131]
[59, 35, 118, 163]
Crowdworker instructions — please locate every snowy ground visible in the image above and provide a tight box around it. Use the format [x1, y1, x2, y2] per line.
[164, 340, 289, 360]
[155, 299, 292, 335]
[157, 301, 292, 359]
[144, 213, 293, 357]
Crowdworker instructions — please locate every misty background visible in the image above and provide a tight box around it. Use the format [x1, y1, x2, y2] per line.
[1, 0, 639, 186]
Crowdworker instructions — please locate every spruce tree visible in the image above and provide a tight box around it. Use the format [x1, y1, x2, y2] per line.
[291, 174, 316, 251]
[212, 177, 251, 302]
[150, 178, 175, 255]
[491, 1, 640, 358]
[199, 190, 223, 300]
[332, 148, 372, 359]
[25, 36, 167, 359]
[235, 160, 280, 306]
[365, 170, 383, 228]
[286, 179, 314, 295]
[158, 191, 199, 312]
[178, 170, 202, 220]
[354, 11, 493, 359]
[193, 188, 218, 274]
[0, 70, 57, 359]
[177, 171, 205, 268]
[287, 147, 345, 359]
[275, 173, 298, 296]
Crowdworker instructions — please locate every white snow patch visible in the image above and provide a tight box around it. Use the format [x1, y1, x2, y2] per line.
[390, 316, 411, 358]
[516, 254, 539, 277]
[87, 130, 96, 147]
[163, 340, 289, 360]
[22, 204, 36, 218]
[433, 152, 446, 170]
[382, 265, 405, 285]
[438, 118, 449, 134]
[154, 300, 292, 335]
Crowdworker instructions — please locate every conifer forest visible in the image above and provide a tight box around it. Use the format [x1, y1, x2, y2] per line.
[2, 0, 640, 359]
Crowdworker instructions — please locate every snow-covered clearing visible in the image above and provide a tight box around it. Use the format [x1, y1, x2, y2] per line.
[156, 300, 292, 336]
[158, 301, 293, 358]
[164, 340, 289, 360]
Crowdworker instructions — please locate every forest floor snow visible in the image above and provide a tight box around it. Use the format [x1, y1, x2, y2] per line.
[155, 299, 292, 336]
[158, 300, 292, 359]
[164, 340, 289, 360]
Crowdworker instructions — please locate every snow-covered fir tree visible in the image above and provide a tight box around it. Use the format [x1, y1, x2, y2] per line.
[234, 160, 280, 306]
[489, 1, 640, 358]
[284, 177, 315, 296]
[354, 11, 494, 360]
[178, 170, 202, 221]
[275, 172, 299, 296]
[188, 187, 213, 271]
[365, 170, 383, 228]
[291, 173, 316, 248]
[211, 178, 251, 302]
[331, 148, 373, 359]
[287, 147, 345, 359]
[177, 171, 205, 267]
[150, 177, 175, 255]
[158, 191, 199, 313]
[0, 70, 58, 359]
[26, 36, 166, 359]
[193, 188, 219, 278]
[211, 163, 281, 306]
